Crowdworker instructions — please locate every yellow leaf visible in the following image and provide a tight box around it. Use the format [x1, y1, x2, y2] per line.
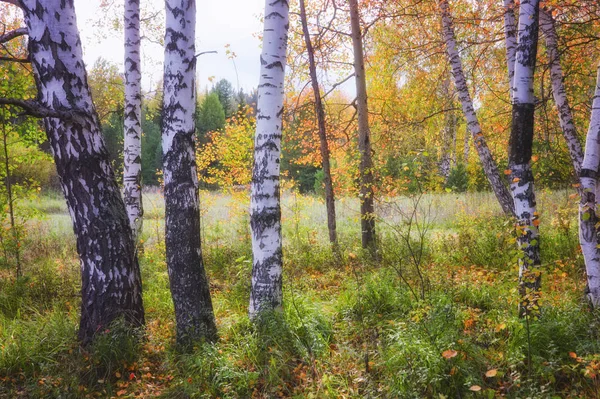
[485, 369, 497, 377]
[469, 385, 482, 391]
[117, 389, 127, 397]
[115, 372, 121, 378]
[442, 349, 457, 359]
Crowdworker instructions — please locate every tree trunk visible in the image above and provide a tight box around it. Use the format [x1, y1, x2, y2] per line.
[249, 0, 290, 318]
[579, 64, 600, 307]
[19, 0, 144, 344]
[162, 0, 217, 345]
[123, 0, 143, 240]
[439, 76, 455, 180]
[509, 0, 541, 316]
[440, 0, 515, 217]
[503, 0, 517, 97]
[349, 0, 376, 252]
[299, 0, 337, 247]
[539, 8, 584, 178]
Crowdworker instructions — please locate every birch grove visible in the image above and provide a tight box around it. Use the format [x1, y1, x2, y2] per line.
[123, 0, 144, 240]
[249, 0, 290, 317]
[162, 0, 217, 344]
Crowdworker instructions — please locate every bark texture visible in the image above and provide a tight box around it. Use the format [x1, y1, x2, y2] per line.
[123, 0, 143, 240]
[349, 0, 376, 251]
[19, 0, 144, 344]
[503, 0, 517, 96]
[539, 8, 584, 178]
[162, 0, 217, 345]
[299, 0, 337, 246]
[440, 0, 515, 216]
[249, 0, 290, 318]
[439, 76, 456, 179]
[579, 64, 600, 307]
[509, 0, 541, 315]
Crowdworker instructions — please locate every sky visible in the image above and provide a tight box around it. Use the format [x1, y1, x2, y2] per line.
[73, 0, 265, 94]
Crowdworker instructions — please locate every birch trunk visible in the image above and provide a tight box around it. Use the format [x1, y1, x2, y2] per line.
[249, 0, 290, 317]
[19, 0, 144, 344]
[162, 0, 217, 345]
[299, 0, 337, 247]
[349, 0, 376, 251]
[509, 0, 541, 315]
[503, 0, 517, 96]
[579, 64, 600, 306]
[123, 0, 143, 240]
[539, 8, 584, 177]
[440, 0, 515, 216]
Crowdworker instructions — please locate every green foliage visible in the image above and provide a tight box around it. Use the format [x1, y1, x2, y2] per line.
[211, 79, 236, 118]
[446, 163, 468, 192]
[196, 92, 226, 139]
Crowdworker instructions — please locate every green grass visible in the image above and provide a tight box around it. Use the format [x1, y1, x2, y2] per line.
[1, 189, 599, 398]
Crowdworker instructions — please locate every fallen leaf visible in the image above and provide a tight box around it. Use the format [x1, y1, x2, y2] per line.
[469, 385, 482, 391]
[485, 369, 497, 378]
[442, 349, 458, 359]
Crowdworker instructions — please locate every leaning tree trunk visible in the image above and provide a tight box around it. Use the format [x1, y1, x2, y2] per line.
[123, 0, 143, 240]
[349, 0, 376, 252]
[579, 64, 600, 306]
[299, 0, 337, 247]
[539, 8, 584, 178]
[18, 0, 144, 344]
[440, 0, 515, 216]
[509, 0, 541, 316]
[249, 0, 290, 318]
[162, 0, 217, 345]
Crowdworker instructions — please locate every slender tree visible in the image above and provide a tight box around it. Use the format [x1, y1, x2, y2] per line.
[162, 0, 217, 345]
[123, 0, 143, 240]
[0, 0, 144, 344]
[508, 0, 541, 315]
[503, 0, 517, 96]
[579, 63, 600, 307]
[539, 8, 584, 177]
[349, 0, 377, 251]
[249, 0, 290, 318]
[439, 0, 515, 216]
[299, 0, 338, 247]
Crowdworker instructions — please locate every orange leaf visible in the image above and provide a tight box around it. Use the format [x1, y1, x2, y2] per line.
[532, 219, 540, 227]
[442, 349, 458, 359]
[485, 369, 497, 377]
[504, 169, 512, 175]
[570, 352, 578, 359]
[469, 385, 482, 391]
[117, 389, 127, 397]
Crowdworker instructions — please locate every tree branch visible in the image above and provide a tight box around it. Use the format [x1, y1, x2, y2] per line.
[0, 27, 26, 44]
[0, 56, 28, 63]
[0, 98, 86, 123]
[322, 73, 355, 99]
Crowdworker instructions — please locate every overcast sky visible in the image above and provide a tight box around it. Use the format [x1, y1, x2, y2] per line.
[74, 0, 265, 93]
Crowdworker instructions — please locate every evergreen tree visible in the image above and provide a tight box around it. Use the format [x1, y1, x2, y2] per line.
[196, 92, 225, 141]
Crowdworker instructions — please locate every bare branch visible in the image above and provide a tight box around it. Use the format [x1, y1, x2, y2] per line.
[322, 73, 355, 99]
[0, 56, 28, 63]
[194, 50, 218, 58]
[0, 98, 86, 123]
[0, 27, 26, 44]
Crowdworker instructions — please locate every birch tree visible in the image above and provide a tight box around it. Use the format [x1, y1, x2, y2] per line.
[249, 0, 290, 317]
[539, 8, 584, 177]
[299, 0, 337, 247]
[0, 0, 144, 344]
[162, 0, 217, 344]
[123, 0, 143, 240]
[349, 0, 377, 251]
[579, 63, 600, 307]
[503, 0, 517, 95]
[439, 0, 515, 216]
[508, 0, 541, 314]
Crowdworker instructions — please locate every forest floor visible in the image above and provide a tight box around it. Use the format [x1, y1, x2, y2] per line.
[1, 189, 600, 398]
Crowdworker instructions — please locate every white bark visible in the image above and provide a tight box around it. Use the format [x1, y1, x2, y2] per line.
[123, 0, 143, 240]
[249, 0, 290, 318]
[162, 0, 216, 344]
[509, 0, 541, 313]
[440, 0, 515, 216]
[19, 0, 144, 343]
[503, 0, 517, 97]
[579, 64, 600, 306]
[539, 8, 584, 178]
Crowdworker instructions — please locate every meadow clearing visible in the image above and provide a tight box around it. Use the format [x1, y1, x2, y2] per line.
[0, 189, 598, 398]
